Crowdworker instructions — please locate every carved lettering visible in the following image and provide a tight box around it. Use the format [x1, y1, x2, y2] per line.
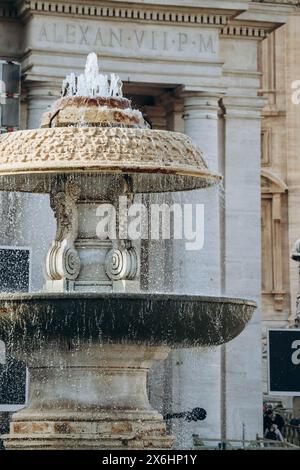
[178, 32, 188, 52]
[199, 34, 216, 54]
[151, 31, 158, 51]
[66, 24, 76, 44]
[94, 28, 106, 47]
[163, 31, 168, 51]
[39, 25, 49, 42]
[36, 23, 217, 58]
[109, 29, 122, 48]
[53, 23, 63, 43]
[79, 25, 89, 45]
[134, 30, 145, 48]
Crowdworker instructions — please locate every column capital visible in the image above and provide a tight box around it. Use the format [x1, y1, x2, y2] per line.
[176, 85, 226, 101]
[176, 86, 225, 121]
[180, 92, 221, 121]
[25, 80, 61, 100]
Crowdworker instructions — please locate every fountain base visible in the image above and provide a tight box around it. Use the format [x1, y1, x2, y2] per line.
[3, 344, 174, 450]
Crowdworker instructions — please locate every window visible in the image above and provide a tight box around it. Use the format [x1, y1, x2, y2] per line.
[261, 171, 287, 311]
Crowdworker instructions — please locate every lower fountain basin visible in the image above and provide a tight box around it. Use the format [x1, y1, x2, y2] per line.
[0, 292, 256, 352]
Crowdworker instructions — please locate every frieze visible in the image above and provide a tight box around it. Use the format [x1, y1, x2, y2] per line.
[32, 20, 218, 58]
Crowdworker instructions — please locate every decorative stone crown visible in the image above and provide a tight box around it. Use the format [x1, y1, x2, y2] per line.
[0, 53, 220, 193]
[41, 96, 146, 129]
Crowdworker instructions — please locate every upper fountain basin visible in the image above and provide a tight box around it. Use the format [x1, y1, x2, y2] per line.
[0, 292, 256, 352]
[0, 53, 220, 193]
[0, 126, 220, 194]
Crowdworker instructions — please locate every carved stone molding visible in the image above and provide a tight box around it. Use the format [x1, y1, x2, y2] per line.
[256, 0, 300, 5]
[221, 25, 267, 38]
[16, 1, 229, 26]
[105, 246, 138, 281]
[261, 170, 288, 194]
[261, 171, 288, 312]
[261, 129, 272, 167]
[46, 178, 81, 284]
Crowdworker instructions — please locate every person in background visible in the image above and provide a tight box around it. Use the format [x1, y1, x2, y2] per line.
[264, 423, 284, 442]
[264, 407, 285, 435]
[272, 409, 285, 434]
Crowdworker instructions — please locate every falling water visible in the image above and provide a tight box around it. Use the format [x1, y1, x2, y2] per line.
[0, 52, 257, 450]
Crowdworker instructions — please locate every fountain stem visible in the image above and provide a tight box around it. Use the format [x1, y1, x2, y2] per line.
[45, 174, 139, 293]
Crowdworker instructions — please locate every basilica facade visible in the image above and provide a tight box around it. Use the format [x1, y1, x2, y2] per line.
[260, 4, 300, 412]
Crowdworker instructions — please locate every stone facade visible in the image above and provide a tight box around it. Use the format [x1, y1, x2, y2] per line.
[0, 0, 296, 447]
[260, 6, 300, 410]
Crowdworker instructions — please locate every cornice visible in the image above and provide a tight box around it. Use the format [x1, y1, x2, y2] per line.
[221, 24, 267, 37]
[16, 1, 231, 25]
[253, 0, 299, 5]
[1, 1, 293, 36]
[237, 1, 296, 31]
[222, 1, 296, 38]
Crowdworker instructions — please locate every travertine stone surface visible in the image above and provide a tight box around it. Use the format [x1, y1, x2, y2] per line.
[0, 127, 219, 190]
[3, 344, 174, 450]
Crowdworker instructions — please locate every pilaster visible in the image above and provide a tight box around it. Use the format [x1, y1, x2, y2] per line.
[222, 94, 265, 439]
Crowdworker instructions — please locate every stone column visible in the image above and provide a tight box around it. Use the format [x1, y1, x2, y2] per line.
[26, 82, 60, 129]
[0, 82, 59, 251]
[222, 95, 265, 440]
[20, 81, 61, 291]
[168, 91, 222, 448]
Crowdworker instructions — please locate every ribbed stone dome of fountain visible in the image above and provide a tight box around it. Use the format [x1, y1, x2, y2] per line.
[0, 53, 220, 194]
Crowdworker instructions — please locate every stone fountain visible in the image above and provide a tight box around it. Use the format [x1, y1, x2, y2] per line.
[0, 54, 255, 450]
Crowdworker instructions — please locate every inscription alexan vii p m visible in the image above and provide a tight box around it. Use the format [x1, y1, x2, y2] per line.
[38, 22, 217, 58]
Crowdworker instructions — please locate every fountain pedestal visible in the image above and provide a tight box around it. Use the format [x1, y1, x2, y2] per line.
[4, 344, 173, 450]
